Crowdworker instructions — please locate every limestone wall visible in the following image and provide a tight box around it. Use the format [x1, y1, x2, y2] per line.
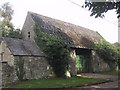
[69, 49, 77, 76]
[14, 56, 55, 80]
[91, 50, 110, 72]
[2, 62, 17, 86]
[22, 12, 35, 41]
[0, 41, 14, 66]
[1, 56, 55, 86]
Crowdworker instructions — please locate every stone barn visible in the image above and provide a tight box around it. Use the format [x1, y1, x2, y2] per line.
[0, 37, 54, 86]
[0, 11, 112, 86]
[22, 11, 111, 73]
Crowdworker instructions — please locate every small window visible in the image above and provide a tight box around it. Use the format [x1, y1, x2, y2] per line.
[28, 32, 30, 34]
[28, 32, 30, 39]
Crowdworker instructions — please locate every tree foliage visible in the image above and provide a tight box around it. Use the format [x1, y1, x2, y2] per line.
[34, 25, 70, 77]
[83, 0, 120, 18]
[0, 2, 14, 35]
[0, 2, 22, 39]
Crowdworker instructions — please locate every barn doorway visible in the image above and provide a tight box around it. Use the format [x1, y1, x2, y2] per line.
[76, 55, 87, 73]
[74, 47, 92, 73]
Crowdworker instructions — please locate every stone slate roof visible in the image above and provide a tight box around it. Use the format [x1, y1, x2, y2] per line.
[29, 12, 101, 49]
[3, 37, 46, 56]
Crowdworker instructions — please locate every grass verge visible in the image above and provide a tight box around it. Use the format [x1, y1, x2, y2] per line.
[98, 70, 120, 75]
[7, 76, 107, 88]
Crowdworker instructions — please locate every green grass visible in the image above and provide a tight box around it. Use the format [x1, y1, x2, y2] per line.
[7, 76, 106, 88]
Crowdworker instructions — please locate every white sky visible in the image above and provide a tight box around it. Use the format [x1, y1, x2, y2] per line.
[0, 0, 118, 43]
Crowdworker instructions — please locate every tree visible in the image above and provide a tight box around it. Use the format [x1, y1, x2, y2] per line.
[83, 0, 120, 18]
[0, 2, 14, 36]
[0, 2, 23, 39]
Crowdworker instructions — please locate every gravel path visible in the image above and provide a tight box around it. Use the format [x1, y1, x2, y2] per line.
[80, 80, 119, 88]
[78, 73, 118, 81]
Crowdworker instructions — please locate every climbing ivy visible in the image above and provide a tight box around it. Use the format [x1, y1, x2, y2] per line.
[15, 57, 25, 81]
[95, 39, 120, 70]
[34, 25, 70, 77]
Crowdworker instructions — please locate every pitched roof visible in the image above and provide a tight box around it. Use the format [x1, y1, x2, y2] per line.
[28, 12, 101, 49]
[2, 37, 46, 56]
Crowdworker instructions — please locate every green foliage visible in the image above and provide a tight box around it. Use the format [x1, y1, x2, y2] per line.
[0, 2, 22, 39]
[34, 26, 70, 77]
[7, 29, 23, 39]
[95, 39, 120, 70]
[0, 2, 14, 32]
[114, 42, 120, 69]
[15, 57, 25, 81]
[0, 2, 14, 20]
[83, 1, 120, 18]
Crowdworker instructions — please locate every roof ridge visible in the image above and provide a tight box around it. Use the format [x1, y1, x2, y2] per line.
[28, 11, 97, 33]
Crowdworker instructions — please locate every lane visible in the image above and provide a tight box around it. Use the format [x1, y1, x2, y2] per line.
[80, 80, 119, 88]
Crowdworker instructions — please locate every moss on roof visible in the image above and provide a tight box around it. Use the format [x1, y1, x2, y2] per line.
[29, 12, 101, 48]
[3, 37, 46, 56]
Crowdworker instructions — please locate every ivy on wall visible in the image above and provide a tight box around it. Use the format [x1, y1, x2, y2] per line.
[34, 25, 70, 77]
[15, 57, 25, 81]
[95, 38, 120, 70]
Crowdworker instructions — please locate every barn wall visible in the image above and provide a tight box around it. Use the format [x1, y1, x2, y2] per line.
[0, 41, 14, 66]
[0, 41, 18, 86]
[91, 50, 111, 72]
[14, 56, 55, 80]
[69, 49, 77, 76]
[22, 12, 35, 41]
[2, 62, 17, 86]
[1, 55, 55, 86]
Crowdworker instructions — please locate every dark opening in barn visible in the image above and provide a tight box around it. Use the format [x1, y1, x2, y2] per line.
[71, 46, 93, 73]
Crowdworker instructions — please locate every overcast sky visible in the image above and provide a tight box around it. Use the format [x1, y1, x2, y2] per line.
[0, 0, 118, 43]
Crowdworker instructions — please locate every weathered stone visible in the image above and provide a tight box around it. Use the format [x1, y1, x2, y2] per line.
[0, 62, 2, 88]
[2, 62, 18, 86]
[91, 50, 110, 72]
